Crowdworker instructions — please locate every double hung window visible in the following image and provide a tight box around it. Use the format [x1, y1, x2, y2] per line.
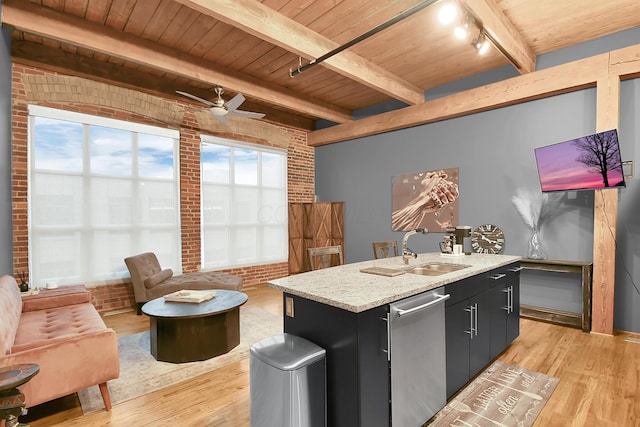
[28, 105, 180, 287]
[201, 135, 288, 269]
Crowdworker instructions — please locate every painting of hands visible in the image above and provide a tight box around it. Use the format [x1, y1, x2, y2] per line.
[392, 168, 459, 232]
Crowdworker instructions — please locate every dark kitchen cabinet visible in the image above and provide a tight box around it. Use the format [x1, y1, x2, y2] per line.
[507, 278, 521, 342]
[283, 293, 389, 427]
[444, 279, 492, 398]
[444, 262, 521, 398]
[281, 261, 521, 423]
[489, 276, 521, 359]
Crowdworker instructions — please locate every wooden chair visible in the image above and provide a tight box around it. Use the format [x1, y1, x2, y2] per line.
[372, 240, 399, 259]
[307, 245, 344, 270]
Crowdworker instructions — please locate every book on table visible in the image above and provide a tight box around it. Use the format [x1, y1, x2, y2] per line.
[164, 289, 217, 303]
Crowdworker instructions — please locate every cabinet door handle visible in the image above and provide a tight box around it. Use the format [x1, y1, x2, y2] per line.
[383, 313, 391, 361]
[502, 287, 514, 313]
[465, 304, 478, 338]
[490, 273, 506, 280]
[474, 303, 478, 336]
[465, 305, 474, 339]
[501, 288, 510, 312]
[509, 286, 514, 313]
[508, 267, 524, 272]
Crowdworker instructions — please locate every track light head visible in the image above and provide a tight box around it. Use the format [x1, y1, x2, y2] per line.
[472, 30, 490, 55]
[438, 2, 458, 25]
[454, 15, 474, 40]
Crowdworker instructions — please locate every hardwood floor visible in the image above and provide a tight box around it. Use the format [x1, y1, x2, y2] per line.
[24, 284, 640, 426]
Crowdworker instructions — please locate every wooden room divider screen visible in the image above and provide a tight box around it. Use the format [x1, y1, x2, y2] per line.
[288, 202, 344, 274]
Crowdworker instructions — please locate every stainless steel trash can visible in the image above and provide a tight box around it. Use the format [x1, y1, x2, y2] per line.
[250, 333, 326, 427]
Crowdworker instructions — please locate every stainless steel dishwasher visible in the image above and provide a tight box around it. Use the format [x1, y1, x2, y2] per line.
[388, 289, 450, 426]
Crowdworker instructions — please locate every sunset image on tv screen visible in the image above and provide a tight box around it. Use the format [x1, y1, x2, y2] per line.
[534, 129, 625, 192]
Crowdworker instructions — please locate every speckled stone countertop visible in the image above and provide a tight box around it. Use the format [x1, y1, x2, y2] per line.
[268, 252, 521, 313]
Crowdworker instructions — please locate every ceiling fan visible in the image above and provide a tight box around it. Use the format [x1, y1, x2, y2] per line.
[176, 86, 265, 123]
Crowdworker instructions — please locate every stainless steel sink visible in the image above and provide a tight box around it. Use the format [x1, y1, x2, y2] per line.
[406, 262, 471, 276]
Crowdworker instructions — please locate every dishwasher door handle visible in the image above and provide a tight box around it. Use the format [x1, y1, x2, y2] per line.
[395, 293, 450, 317]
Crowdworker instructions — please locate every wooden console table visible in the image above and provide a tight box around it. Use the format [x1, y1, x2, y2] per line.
[519, 259, 593, 332]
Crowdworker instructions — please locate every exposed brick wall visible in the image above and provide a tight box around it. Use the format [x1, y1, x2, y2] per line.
[178, 126, 203, 273]
[90, 282, 137, 312]
[10, 63, 315, 312]
[11, 65, 31, 281]
[287, 127, 316, 203]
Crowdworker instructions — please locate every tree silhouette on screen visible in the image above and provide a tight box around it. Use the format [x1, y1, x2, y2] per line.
[573, 130, 622, 187]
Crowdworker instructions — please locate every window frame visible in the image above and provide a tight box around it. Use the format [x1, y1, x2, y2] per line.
[200, 134, 288, 270]
[27, 105, 181, 287]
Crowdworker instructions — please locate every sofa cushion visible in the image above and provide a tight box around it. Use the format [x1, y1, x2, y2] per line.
[0, 276, 22, 355]
[144, 268, 173, 289]
[13, 303, 108, 353]
[22, 286, 91, 312]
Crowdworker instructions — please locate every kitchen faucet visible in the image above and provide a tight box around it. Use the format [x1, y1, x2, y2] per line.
[402, 227, 428, 264]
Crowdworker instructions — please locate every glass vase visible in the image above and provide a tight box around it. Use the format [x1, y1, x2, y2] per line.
[527, 227, 548, 259]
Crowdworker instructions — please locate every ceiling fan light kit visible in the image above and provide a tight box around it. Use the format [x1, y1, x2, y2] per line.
[210, 106, 228, 116]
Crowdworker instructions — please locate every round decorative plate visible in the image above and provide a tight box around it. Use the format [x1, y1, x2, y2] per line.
[0, 364, 40, 392]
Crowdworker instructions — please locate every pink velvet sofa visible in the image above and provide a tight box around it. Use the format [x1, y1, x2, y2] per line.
[0, 275, 119, 410]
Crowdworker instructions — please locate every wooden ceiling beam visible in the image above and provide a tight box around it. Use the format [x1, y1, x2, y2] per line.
[10, 40, 316, 130]
[309, 53, 609, 146]
[461, 0, 536, 74]
[174, 0, 425, 106]
[2, 0, 352, 124]
[311, 43, 640, 143]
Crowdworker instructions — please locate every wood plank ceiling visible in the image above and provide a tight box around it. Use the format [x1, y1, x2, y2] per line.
[3, 0, 640, 139]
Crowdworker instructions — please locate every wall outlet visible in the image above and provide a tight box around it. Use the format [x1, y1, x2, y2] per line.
[285, 296, 294, 317]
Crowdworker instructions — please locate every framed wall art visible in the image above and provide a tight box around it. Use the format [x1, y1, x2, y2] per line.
[391, 167, 459, 232]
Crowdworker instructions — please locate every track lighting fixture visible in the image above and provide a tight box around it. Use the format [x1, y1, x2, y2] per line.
[438, 1, 491, 55]
[472, 30, 490, 55]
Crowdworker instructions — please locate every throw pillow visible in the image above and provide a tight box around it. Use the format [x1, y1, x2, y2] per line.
[144, 268, 173, 289]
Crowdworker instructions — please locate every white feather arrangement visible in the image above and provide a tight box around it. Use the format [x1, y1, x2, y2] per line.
[511, 188, 564, 230]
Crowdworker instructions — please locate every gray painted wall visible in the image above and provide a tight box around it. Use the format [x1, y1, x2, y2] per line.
[1, 19, 13, 276]
[315, 90, 598, 261]
[616, 79, 640, 332]
[315, 30, 640, 333]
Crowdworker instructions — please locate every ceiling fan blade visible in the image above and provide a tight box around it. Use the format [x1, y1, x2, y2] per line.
[225, 93, 246, 113]
[228, 110, 266, 119]
[176, 90, 215, 107]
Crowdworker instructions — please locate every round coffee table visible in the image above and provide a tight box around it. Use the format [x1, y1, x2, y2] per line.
[142, 290, 248, 363]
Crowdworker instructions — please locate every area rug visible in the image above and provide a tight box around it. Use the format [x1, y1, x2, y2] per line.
[77, 306, 282, 414]
[429, 361, 559, 427]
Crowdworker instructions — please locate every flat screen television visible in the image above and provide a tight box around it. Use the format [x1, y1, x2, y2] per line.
[534, 129, 626, 192]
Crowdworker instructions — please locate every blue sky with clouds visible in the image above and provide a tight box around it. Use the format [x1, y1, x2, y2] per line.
[34, 117, 175, 179]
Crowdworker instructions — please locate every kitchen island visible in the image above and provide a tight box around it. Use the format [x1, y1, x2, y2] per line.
[268, 253, 521, 427]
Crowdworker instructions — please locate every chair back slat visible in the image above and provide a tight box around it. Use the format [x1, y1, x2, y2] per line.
[372, 241, 399, 259]
[307, 245, 344, 270]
